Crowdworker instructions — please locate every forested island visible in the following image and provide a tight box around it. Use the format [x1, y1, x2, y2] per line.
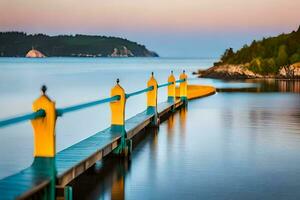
[196, 26, 300, 79]
[0, 32, 158, 57]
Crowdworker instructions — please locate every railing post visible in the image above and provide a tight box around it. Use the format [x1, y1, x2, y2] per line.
[179, 70, 188, 104]
[168, 71, 176, 102]
[147, 72, 159, 126]
[31, 85, 57, 157]
[110, 79, 127, 154]
[31, 85, 57, 200]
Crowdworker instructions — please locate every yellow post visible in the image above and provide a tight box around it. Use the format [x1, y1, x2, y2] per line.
[167, 71, 176, 102]
[110, 79, 126, 127]
[179, 70, 188, 104]
[147, 72, 158, 126]
[31, 85, 56, 157]
[110, 79, 127, 154]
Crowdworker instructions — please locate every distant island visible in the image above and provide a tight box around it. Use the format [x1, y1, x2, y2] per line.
[0, 32, 158, 58]
[195, 26, 300, 79]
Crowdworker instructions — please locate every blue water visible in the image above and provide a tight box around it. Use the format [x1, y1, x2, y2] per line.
[0, 57, 214, 179]
[0, 58, 300, 200]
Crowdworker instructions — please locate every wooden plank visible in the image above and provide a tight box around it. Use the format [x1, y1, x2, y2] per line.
[157, 101, 175, 118]
[0, 158, 55, 200]
[125, 110, 153, 139]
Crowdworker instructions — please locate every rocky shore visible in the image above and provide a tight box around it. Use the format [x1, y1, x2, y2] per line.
[194, 62, 300, 79]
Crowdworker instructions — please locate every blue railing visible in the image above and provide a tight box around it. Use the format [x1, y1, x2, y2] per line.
[56, 95, 120, 117]
[126, 86, 154, 99]
[0, 78, 186, 128]
[175, 79, 186, 83]
[158, 82, 173, 88]
[0, 110, 46, 128]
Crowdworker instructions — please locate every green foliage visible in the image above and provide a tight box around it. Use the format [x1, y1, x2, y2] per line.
[249, 58, 263, 74]
[249, 57, 278, 75]
[290, 53, 300, 63]
[0, 32, 158, 57]
[218, 26, 300, 74]
[276, 45, 288, 66]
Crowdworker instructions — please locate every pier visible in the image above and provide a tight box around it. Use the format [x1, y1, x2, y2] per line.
[0, 71, 215, 200]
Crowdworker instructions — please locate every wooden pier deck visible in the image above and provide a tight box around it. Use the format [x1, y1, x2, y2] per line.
[0, 70, 216, 200]
[0, 100, 185, 200]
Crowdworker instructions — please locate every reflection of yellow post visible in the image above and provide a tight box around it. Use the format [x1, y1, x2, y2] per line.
[111, 177, 125, 200]
[167, 114, 174, 130]
[110, 79, 127, 154]
[179, 70, 188, 104]
[31, 85, 56, 157]
[179, 107, 187, 134]
[147, 72, 158, 126]
[168, 71, 176, 102]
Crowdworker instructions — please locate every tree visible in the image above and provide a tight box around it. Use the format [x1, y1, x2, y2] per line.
[289, 53, 300, 64]
[276, 45, 288, 67]
[221, 48, 234, 63]
[264, 58, 277, 74]
[249, 57, 262, 73]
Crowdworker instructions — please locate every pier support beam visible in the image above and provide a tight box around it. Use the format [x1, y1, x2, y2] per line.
[56, 185, 73, 200]
[147, 72, 159, 127]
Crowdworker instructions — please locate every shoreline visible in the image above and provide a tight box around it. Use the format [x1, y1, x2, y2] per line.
[194, 63, 300, 80]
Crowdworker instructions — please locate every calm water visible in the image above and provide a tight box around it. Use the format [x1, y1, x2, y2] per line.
[0, 57, 213, 178]
[0, 58, 300, 199]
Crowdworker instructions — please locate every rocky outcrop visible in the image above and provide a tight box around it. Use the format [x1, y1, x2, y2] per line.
[195, 63, 300, 79]
[111, 46, 134, 57]
[278, 62, 300, 78]
[25, 49, 46, 58]
[196, 64, 262, 79]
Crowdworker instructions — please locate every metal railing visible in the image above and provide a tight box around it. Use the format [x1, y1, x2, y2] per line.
[0, 77, 187, 128]
[125, 86, 154, 99]
[56, 95, 120, 117]
[158, 82, 173, 88]
[0, 110, 46, 128]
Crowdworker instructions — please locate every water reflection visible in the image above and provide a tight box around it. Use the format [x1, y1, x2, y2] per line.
[247, 79, 300, 93]
[167, 113, 175, 130]
[179, 107, 187, 134]
[70, 156, 130, 200]
[217, 79, 300, 93]
[70, 107, 188, 200]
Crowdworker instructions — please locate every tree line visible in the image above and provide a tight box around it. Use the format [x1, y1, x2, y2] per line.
[215, 26, 300, 74]
[0, 32, 158, 57]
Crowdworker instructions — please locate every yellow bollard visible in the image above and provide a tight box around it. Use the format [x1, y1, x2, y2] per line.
[110, 79, 126, 128]
[167, 71, 176, 102]
[147, 72, 158, 126]
[31, 85, 56, 157]
[110, 79, 127, 154]
[147, 72, 158, 108]
[179, 70, 188, 103]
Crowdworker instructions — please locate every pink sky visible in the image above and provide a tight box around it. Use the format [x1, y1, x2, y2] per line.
[0, 0, 299, 56]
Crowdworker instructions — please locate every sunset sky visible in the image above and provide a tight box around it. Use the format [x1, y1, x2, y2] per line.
[0, 0, 299, 57]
